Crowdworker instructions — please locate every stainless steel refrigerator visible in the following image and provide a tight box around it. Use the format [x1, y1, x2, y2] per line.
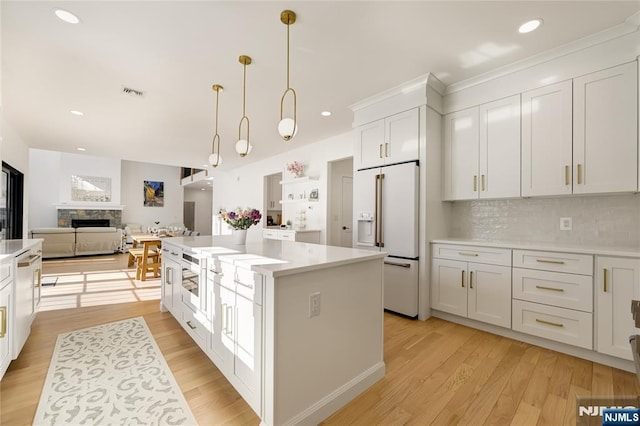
[354, 161, 419, 317]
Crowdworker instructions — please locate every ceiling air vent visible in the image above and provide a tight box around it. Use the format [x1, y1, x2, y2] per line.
[122, 86, 144, 97]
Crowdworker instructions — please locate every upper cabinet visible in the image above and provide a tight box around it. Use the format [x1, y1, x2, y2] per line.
[357, 108, 419, 169]
[444, 95, 521, 201]
[522, 62, 638, 197]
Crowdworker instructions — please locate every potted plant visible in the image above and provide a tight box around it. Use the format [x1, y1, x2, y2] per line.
[286, 161, 304, 178]
[219, 207, 262, 244]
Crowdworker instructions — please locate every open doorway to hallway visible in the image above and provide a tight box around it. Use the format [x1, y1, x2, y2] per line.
[327, 157, 353, 247]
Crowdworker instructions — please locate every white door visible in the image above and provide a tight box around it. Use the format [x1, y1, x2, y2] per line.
[467, 263, 511, 328]
[521, 80, 573, 197]
[443, 106, 479, 200]
[431, 258, 467, 317]
[596, 256, 640, 360]
[357, 119, 385, 169]
[385, 108, 419, 164]
[233, 294, 262, 413]
[208, 282, 231, 367]
[0, 284, 11, 379]
[573, 62, 638, 194]
[381, 162, 418, 258]
[479, 95, 521, 199]
[340, 176, 353, 248]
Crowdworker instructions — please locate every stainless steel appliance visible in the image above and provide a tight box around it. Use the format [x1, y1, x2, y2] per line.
[181, 250, 206, 312]
[354, 161, 419, 317]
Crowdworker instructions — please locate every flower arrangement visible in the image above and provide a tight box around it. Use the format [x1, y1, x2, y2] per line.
[219, 207, 262, 230]
[286, 161, 304, 178]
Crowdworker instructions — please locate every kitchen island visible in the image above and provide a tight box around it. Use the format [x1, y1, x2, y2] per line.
[160, 235, 387, 425]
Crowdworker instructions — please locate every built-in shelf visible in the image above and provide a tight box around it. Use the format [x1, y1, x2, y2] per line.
[279, 176, 318, 185]
[279, 199, 320, 205]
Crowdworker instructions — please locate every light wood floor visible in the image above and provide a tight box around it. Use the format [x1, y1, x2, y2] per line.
[1, 255, 638, 425]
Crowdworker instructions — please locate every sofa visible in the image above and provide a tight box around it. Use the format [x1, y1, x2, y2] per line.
[30, 227, 123, 259]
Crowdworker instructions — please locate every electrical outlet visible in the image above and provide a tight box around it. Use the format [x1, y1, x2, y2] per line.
[309, 292, 321, 318]
[560, 217, 573, 231]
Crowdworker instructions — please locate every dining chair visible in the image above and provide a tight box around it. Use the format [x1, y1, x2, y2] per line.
[130, 241, 161, 281]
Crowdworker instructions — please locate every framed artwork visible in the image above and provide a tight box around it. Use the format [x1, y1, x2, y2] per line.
[144, 181, 164, 207]
[71, 175, 112, 202]
[309, 188, 319, 200]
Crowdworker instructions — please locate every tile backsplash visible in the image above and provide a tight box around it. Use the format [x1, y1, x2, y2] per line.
[450, 194, 640, 249]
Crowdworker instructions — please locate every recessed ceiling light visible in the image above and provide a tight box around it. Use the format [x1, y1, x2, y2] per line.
[321, 111, 332, 117]
[70, 110, 84, 116]
[54, 9, 81, 24]
[77, 147, 86, 152]
[519, 19, 543, 34]
[201, 188, 206, 191]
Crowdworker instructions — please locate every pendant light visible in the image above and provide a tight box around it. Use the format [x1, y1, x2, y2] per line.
[278, 10, 298, 142]
[235, 55, 253, 157]
[209, 84, 224, 167]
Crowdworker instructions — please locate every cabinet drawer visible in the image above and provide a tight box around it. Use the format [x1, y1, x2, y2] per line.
[279, 231, 295, 241]
[207, 257, 223, 281]
[0, 259, 12, 288]
[262, 230, 279, 240]
[217, 261, 237, 291]
[234, 267, 263, 305]
[512, 268, 593, 312]
[432, 244, 511, 266]
[162, 245, 182, 261]
[512, 299, 593, 350]
[181, 307, 207, 348]
[512, 250, 593, 275]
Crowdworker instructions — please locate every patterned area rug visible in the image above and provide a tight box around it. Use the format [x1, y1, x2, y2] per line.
[33, 317, 197, 425]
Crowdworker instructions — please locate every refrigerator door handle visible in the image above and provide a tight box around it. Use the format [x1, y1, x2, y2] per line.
[374, 174, 380, 247]
[384, 261, 411, 268]
[378, 173, 385, 248]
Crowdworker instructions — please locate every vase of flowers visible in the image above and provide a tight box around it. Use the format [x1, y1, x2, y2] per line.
[286, 161, 304, 178]
[219, 207, 262, 244]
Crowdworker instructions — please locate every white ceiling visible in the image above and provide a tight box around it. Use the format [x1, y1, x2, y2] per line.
[2, 1, 639, 172]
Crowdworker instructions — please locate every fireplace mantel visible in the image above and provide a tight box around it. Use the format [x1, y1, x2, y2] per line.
[55, 204, 125, 210]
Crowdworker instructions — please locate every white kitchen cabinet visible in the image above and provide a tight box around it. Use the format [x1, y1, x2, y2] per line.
[431, 245, 511, 328]
[0, 259, 13, 381]
[262, 229, 320, 244]
[596, 256, 640, 361]
[357, 108, 419, 169]
[521, 80, 573, 197]
[160, 246, 182, 316]
[573, 62, 638, 194]
[443, 95, 520, 201]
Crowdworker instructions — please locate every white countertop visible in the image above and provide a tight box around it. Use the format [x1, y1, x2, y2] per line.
[431, 238, 640, 258]
[263, 227, 320, 233]
[0, 239, 43, 259]
[163, 235, 387, 277]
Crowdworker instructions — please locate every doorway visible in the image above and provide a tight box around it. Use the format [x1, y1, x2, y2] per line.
[183, 201, 195, 232]
[1, 162, 24, 240]
[327, 157, 353, 247]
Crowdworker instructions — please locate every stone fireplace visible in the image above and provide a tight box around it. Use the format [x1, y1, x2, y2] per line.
[57, 209, 122, 228]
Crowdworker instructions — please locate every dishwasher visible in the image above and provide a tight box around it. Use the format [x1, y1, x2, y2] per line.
[14, 249, 41, 358]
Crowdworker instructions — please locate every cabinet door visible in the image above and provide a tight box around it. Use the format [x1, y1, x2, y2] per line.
[596, 256, 640, 361]
[357, 119, 385, 169]
[208, 282, 234, 368]
[0, 284, 11, 380]
[521, 80, 573, 197]
[385, 108, 419, 164]
[431, 258, 467, 317]
[161, 257, 175, 311]
[234, 294, 262, 413]
[479, 95, 521, 199]
[443, 106, 479, 200]
[467, 263, 511, 328]
[573, 62, 638, 194]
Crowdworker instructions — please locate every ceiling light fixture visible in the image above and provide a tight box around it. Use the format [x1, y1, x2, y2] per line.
[278, 10, 298, 142]
[209, 84, 224, 167]
[70, 110, 84, 116]
[519, 19, 543, 34]
[54, 9, 80, 24]
[321, 111, 332, 117]
[77, 147, 86, 151]
[236, 55, 253, 157]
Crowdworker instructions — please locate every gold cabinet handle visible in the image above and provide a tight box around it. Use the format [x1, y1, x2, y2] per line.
[535, 285, 564, 292]
[385, 143, 389, 157]
[379, 144, 383, 159]
[565, 165, 570, 186]
[473, 175, 477, 192]
[536, 259, 565, 265]
[0, 306, 6, 338]
[461, 270, 465, 288]
[481, 175, 486, 191]
[603, 268, 607, 292]
[577, 164, 582, 184]
[536, 318, 564, 328]
[459, 252, 479, 257]
[186, 320, 196, 330]
[470, 271, 474, 289]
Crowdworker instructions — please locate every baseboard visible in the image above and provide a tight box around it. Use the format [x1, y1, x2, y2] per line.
[283, 361, 386, 426]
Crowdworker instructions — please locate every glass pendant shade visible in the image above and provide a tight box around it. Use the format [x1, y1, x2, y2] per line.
[235, 139, 252, 157]
[209, 152, 223, 167]
[278, 117, 298, 141]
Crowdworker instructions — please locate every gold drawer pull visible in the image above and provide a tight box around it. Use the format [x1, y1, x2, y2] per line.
[565, 165, 570, 185]
[0, 306, 6, 338]
[473, 175, 477, 192]
[535, 318, 564, 328]
[536, 259, 565, 265]
[186, 320, 197, 330]
[470, 271, 474, 289]
[603, 268, 607, 292]
[379, 144, 383, 159]
[535, 285, 564, 292]
[481, 175, 486, 191]
[459, 252, 479, 257]
[577, 163, 583, 184]
[461, 270, 465, 288]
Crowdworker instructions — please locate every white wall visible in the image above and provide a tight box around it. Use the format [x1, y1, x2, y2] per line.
[120, 160, 183, 228]
[210, 131, 354, 243]
[184, 187, 213, 235]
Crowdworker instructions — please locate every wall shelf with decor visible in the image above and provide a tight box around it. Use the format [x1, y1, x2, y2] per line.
[279, 176, 318, 185]
[279, 199, 319, 205]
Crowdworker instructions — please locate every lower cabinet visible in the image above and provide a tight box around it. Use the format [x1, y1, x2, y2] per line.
[0, 279, 12, 380]
[160, 247, 182, 315]
[431, 258, 511, 328]
[262, 229, 320, 244]
[595, 256, 640, 360]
